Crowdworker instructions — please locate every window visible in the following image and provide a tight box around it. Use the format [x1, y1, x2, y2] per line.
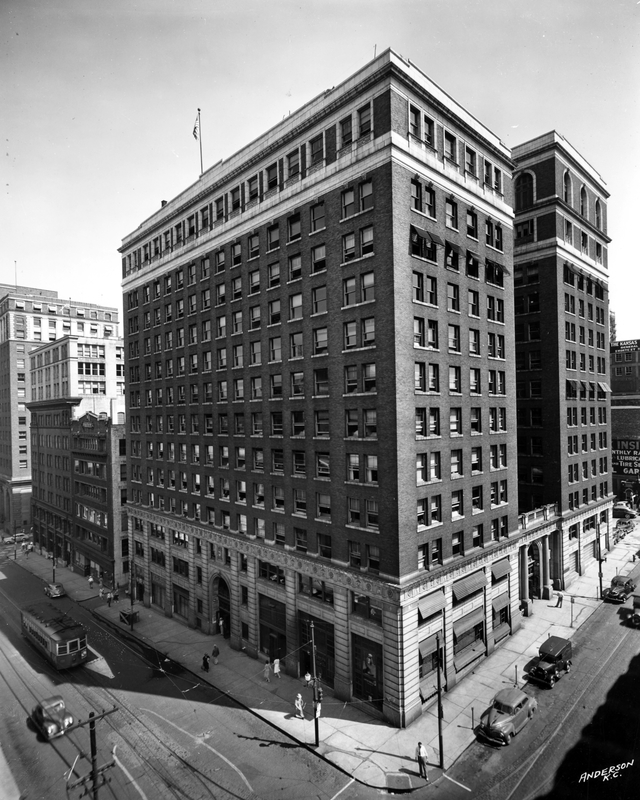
[311, 203, 325, 232]
[467, 209, 478, 238]
[444, 131, 457, 162]
[311, 244, 326, 273]
[447, 283, 460, 312]
[445, 198, 458, 229]
[288, 214, 301, 242]
[312, 285, 327, 315]
[358, 103, 372, 137]
[309, 134, 324, 166]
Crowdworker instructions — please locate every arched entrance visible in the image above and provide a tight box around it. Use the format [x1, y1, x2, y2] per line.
[210, 574, 231, 638]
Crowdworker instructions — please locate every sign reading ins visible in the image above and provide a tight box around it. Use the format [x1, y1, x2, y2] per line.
[612, 439, 640, 476]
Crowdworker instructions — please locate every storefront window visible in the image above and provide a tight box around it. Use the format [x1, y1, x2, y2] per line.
[352, 635, 383, 709]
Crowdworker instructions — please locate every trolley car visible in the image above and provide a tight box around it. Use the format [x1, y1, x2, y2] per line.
[21, 602, 88, 669]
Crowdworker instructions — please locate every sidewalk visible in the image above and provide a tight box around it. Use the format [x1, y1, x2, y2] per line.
[8, 524, 640, 792]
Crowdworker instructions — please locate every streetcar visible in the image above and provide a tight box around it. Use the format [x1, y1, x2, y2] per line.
[21, 602, 88, 669]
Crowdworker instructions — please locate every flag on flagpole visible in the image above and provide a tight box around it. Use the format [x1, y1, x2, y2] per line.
[193, 114, 199, 140]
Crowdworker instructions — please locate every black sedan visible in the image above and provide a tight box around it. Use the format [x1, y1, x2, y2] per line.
[31, 695, 74, 740]
[603, 576, 636, 603]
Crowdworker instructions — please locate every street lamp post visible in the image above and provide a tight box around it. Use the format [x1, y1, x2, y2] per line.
[304, 622, 320, 747]
[435, 632, 444, 769]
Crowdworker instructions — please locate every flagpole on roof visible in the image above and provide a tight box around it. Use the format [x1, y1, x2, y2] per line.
[194, 108, 203, 176]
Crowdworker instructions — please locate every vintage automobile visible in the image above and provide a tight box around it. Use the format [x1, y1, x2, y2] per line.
[603, 575, 636, 604]
[613, 505, 638, 520]
[529, 636, 572, 687]
[477, 688, 538, 746]
[43, 582, 66, 598]
[31, 695, 74, 740]
[628, 596, 640, 627]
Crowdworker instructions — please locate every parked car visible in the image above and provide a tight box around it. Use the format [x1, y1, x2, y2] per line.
[628, 596, 640, 627]
[529, 636, 572, 687]
[31, 696, 74, 740]
[477, 688, 537, 746]
[604, 575, 636, 603]
[43, 582, 66, 598]
[613, 505, 638, 520]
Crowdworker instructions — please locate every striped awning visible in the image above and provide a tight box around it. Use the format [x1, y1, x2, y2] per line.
[418, 590, 446, 621]
[453, 607, 485, 637]
[492, 593, 510, 613]
[419, 633, 442, 659]
[598, 382, 612, 393]
[452, 570, 485, 602]
[491, 558, 511, 581]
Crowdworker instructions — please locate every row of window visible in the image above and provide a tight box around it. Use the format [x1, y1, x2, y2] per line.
[417, 480, 508, 528]
[130, 407, 378, 448]
[415, 362, 506, 395]
[417, 443, 507, 483]
[418, 516, 510, 571]
[567, 483, 609, 510]
[567, 457, 608, 482]
[411, 229, 505, 283]
[413, 272, 505, 319]
[415, 320, 505, 357]
[415, 405, 507, 436]
[132, 489, 379, 533]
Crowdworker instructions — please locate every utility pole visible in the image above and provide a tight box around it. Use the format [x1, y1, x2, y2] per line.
[435, 633, 444, 769]
[67, 707, 118, 798]
[310, 622, 320, 747]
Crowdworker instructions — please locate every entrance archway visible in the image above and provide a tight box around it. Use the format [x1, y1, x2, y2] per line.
[210, 574, 231, 638]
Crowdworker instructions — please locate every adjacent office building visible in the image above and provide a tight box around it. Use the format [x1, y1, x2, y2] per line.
[610, 339, 640, 502]
[27, 335, 128, 588]
[119, 50, 607, 725]
[512, 133, 613, 594]
[0, 284, 119, 536]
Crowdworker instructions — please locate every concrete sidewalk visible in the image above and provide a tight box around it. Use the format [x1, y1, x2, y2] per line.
[7, 523, 640, 791]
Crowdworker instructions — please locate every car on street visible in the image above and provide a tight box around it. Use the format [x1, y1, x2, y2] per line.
[604, 575, 636, 604]
[31, 695, 74, 740]
[528, 635, 573, 687]
[4, 534, 29, 544]
[43, 582, 66, 598]
[613, 505, 638, 520]
[477, 688, 538, 746]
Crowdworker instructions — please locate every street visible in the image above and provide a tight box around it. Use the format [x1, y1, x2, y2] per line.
[0, 550, 370, 800]
[442, 564, 640, 800]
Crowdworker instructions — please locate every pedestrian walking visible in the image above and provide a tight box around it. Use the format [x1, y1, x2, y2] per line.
[99, 577, 103, 587]
[202, 654, 210, 672]
[555, 591, 564, 608]
[415, 741, 429, 781]
[88, 575, 94, 589]
[212, 644, 220, 665]
[99, 587, 105, 599]
[263, 660, 271, 682]
[113, 588, 119, 603]
[273, 658, 281, 679]
[219, 618, 224, 638]
[107, 592, 113, 607]
[294, 694, 305, 719]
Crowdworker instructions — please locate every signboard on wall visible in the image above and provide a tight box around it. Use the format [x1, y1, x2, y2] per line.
[611, 340, 640, 353]
[612, 439, 640, 476]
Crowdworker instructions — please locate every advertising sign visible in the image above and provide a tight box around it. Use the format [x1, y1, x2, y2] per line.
[612, 439, 640, 476]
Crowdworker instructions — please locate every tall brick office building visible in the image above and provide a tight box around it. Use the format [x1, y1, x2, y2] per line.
[121, 50, 562, 726]
[512, 133, 613, 593]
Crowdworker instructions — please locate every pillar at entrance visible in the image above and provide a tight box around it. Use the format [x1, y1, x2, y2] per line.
[519, 546, 533, 616]
[541, 536, 553, 600]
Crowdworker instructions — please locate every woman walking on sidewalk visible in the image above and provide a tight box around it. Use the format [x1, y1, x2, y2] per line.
[263, 660, 271, 682]
[202, 654, 210, 672]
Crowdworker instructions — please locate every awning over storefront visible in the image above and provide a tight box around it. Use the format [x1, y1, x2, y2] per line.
[418, 590, 446, 620]
[491, 558, 511, 582]
[452, 570, 485, 602]
[453, 607, 485, 637]
[492, 593, 510, 613]
[419, 633, 441, 659]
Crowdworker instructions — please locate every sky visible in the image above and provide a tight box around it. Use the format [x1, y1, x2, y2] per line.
[1, 0, 638, 336]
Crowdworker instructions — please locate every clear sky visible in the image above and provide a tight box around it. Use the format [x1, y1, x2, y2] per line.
[1, 0, 638, 336]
